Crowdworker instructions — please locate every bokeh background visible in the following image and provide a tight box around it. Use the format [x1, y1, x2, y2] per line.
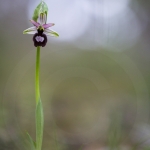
[0, 0, 150, 149]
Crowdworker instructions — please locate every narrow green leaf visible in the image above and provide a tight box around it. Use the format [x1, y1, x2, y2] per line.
[36, 99, 44, 150]
[32, 1, 48, 22]
[26, 132, 36, 150]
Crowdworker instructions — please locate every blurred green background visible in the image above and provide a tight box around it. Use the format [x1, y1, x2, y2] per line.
[0, 0, 150, 149]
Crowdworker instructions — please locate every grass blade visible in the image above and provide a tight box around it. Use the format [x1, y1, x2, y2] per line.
[26, 132, 36, 150]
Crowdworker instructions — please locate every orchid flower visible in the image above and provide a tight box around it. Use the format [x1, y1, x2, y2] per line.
[23, 2, 59, 150]
[23, 13, 59, 47]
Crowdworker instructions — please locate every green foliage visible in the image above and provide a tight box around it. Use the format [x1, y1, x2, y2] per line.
[32, 1, 48, 22]
[36, 98, 44, 150]
[26, 132, 36, 150]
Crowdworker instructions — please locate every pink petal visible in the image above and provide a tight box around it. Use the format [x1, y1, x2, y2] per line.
[43, 23, 55, 29]
[30, 20, 40, 27]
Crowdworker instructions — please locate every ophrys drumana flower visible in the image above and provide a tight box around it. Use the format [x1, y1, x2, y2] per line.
[24, 2, 59, 150]
[23, 13, 59, 47]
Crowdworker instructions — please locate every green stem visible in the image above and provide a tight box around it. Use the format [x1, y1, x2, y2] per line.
[35, 46, 44, 150]
[35, 46, 41, 104]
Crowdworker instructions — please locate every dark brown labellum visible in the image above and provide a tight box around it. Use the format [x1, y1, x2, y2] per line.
[33, 29, 47, 47]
